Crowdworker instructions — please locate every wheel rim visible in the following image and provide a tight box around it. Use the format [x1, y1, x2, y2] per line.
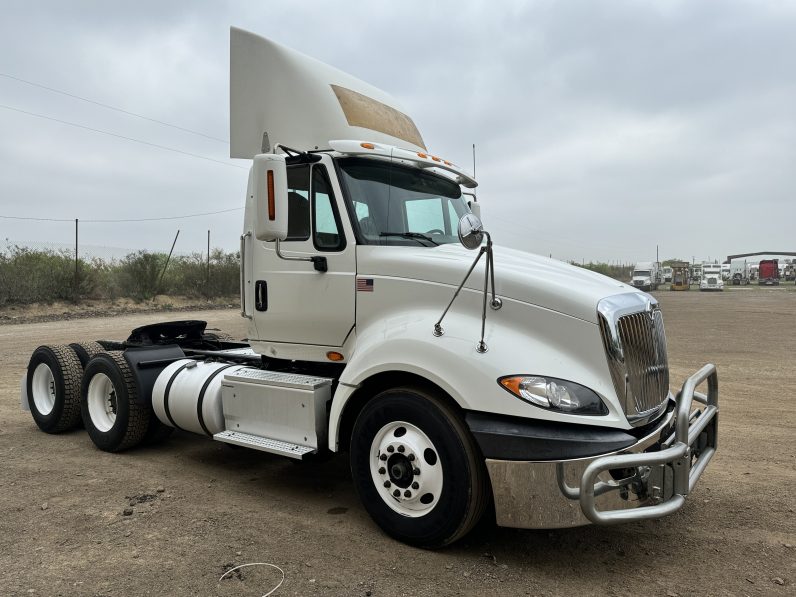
[31, 363, 56, 415]
[370, 421, 443, 517]
[87, 373, 118, 432]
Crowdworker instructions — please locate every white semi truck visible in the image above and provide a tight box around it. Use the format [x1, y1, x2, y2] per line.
[630, 261, 663, 291]
[19, 28, 719, 548]
[700, 264, 725, 291]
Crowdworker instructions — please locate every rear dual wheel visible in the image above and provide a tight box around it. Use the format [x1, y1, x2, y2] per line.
[350, 387, 489, 548]
[81, 352, 150, 452]
[26, 345, 83, 433]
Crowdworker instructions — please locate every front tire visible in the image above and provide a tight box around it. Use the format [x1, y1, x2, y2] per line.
[26, 345, 83, 433]
[350, 387, 489, 548]
[81, 352, 149, 452]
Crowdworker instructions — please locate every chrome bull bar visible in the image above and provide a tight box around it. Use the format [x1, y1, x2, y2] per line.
[579, 363, 719, 524]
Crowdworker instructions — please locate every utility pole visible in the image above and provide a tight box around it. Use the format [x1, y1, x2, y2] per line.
[207, 229, 211, 297]
[74, 218, 79, 302]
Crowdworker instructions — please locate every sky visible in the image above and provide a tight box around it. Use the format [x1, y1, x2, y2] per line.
[0, 0, 794, 264]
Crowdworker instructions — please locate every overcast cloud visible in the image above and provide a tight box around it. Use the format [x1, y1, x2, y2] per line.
[0, 0, 793, 263]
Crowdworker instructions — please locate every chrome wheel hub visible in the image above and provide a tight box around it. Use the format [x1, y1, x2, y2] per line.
[370, 421, 443, 517]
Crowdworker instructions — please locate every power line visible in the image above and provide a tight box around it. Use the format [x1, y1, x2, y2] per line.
[0, 207, 243, 223]
[0, 103, 247, 170]
[0, 72, 228, 144]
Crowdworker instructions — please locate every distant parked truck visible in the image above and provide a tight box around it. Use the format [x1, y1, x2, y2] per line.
[662, 266, 673, 283]
[758, 259, 780, 285]
[630, 261, 662, 291]
[721, 264, 730, 281]
[730, 260, 751, 285]
[691, 264, 702, 284]
[783, 263, 795, 282]
[670, 262, 690, 291]
[700, 264, 724, 291]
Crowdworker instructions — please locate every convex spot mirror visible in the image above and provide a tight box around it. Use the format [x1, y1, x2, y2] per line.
[252, 153, 288, 241]
[458, 213, 484, 250]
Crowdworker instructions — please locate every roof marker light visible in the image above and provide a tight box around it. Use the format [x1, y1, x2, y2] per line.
[417, 152, 428, 159]
[360, 142, 376, 149]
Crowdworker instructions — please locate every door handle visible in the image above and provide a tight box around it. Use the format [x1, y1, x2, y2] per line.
[255, 280, 268, 311]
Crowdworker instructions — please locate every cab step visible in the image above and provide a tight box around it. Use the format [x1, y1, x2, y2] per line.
[213, 430, 315, 459]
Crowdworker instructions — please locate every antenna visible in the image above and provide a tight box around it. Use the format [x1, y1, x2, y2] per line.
[472, 143, 476, 178]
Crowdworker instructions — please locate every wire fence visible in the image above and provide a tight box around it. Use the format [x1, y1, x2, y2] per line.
[0, 229, 239, 305]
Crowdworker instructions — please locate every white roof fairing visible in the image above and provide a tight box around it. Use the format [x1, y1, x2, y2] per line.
[230, 28, 427, 158]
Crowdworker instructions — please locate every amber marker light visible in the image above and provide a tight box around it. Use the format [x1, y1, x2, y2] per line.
[326, 351, 345, 362]
[267, 170, 276, 221]
[499, 376, 523, 396]
[360, 142, 375, 149]
[417, 152, 428, 158]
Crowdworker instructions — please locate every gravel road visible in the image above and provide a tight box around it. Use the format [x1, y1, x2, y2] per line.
[0, 291, 794, 596]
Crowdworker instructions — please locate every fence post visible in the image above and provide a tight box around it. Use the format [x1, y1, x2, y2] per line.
[74, 218, 79, 303]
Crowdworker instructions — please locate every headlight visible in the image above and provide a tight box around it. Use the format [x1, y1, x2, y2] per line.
[498, 376, 608, 415]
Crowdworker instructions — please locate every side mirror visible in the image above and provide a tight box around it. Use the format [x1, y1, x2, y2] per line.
[252, 153, 288, 241]
[458, 213, 484, 250]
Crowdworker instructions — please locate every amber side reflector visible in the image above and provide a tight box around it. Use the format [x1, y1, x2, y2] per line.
[360, 142, 375, 149]
[267, 170, 275, 221]
[326, 351, 345, 362]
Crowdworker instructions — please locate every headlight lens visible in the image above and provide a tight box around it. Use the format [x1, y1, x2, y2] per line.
[498, 376, 608, 415]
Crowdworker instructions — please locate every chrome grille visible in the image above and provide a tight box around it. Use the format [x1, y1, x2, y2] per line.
[598, 294, 670, 426]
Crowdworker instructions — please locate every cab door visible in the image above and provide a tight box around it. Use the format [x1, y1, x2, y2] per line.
[250, 155, 356, 347]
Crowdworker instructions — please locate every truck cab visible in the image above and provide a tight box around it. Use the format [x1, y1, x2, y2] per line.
[630, 261, 660, 291]
[700, 264, 724, 291]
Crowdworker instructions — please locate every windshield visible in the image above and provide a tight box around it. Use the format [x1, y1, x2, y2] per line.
[337, 157, 469, 246]
[634, 270, 651, 276]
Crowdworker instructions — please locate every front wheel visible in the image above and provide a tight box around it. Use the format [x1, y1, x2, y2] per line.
[350, 387, 489, 548]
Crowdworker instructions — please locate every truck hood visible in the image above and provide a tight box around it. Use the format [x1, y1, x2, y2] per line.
[357, 244, 636, 324]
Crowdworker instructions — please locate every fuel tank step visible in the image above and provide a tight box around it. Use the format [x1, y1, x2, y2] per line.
[213, 430, 315, 459]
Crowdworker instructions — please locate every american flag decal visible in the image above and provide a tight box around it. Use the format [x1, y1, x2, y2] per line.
[356, 278, 374, 292]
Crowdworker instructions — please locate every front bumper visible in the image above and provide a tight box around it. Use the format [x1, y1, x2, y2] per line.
[485, 364, 719, 529]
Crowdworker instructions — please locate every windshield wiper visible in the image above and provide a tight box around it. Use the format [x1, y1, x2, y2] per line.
[379, 232, 439, 246]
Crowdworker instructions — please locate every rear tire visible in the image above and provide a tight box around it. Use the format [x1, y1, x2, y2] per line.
[350, 387, 489, 548]
[81, 352, 149, 452]
[26, 345, 83, 433]
[69, 341, 107, 368]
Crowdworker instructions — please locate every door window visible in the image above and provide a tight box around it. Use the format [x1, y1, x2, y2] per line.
[312, 166, 345, 251]
[285, 165, 310, 242]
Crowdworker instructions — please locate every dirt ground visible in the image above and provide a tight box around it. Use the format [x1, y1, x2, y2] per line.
[0, 290, 794, 596]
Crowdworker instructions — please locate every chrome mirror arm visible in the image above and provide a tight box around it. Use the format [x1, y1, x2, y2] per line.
[274, 239, 328, 272]
[433, 231, 501, 353]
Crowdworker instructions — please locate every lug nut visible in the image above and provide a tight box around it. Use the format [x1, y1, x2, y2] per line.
[411, 482, 419, 489]
[384, 481, 391, 488]
[378, 467, 386, 475]
[380, 454, 387, 461]
[413, 468, 420, 476]
[387, 446, 394, 453]
[408, 454, 415, 461]
[404, 490, 411, 498]
[397, 445, 405, 453]
[393, 489, 400, 497]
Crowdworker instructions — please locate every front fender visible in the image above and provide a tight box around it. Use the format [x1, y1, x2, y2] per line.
[327, 293, 627, 451]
